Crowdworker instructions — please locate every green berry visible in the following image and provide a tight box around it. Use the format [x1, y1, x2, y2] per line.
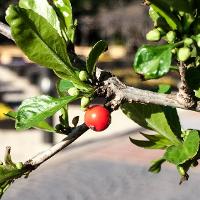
[15, 162, 23, 170]
[184, 38, 193, 46]
[81, 97, 90, 109]
[68, 87, 79, 96]
[166, 31, 176, 43]
[79, 71, 89, 82]
[146, 29, 161, 41]
[177, 47, 191, 62]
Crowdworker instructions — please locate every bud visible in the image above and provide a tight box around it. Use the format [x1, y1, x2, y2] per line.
[68, 87, 79, 96]
[184, 38, 193, 46]
[79, 71, 89, 82]
[177, 47, 191, 62]
[81, 97, 90, 109]
[146, 29, 161, 41]
[15, 162, 23, 170]
[166, 31, 176, 43]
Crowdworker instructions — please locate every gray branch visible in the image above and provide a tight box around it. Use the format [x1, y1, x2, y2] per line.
[96, 69, 200, 112]
[0, 22, 13, 40]
[25, 124, 88, 168]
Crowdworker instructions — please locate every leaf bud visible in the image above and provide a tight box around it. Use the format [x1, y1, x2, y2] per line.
[68, 87, 79, 96]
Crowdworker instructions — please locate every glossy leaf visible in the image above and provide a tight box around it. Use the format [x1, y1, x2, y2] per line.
[6, 111, 55, 132]
[149, 0, 194, 14]
[148, 158, 166, 174]
[15, 95, 76, 130]
[164, 130, 200, 165]
[133, 44, 173, 79]
[6, 5, 78, 83]
[19, 0, 62, 35]
[86, 40, 108, 77]
[148, 1, 182, 31]
[53, 0, 75, 42]
[121, 103, 181, 145]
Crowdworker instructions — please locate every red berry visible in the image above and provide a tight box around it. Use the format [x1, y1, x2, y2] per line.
[84, 105, 111, 132]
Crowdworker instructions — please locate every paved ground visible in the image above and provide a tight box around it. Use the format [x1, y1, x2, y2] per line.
[2, 135, 200, 200]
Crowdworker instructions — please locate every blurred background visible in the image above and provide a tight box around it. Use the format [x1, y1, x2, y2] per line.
[1, 1, 200, 200]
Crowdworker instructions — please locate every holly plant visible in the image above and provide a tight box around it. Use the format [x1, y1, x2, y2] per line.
[0, 0, 200, 197]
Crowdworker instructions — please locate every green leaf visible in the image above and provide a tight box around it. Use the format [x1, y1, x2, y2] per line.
[148, 1, 182, 31]
[6, 111, 55, 132]
[57, 79, 74, 95]
[133, 44, 173, 79]
[121, 103, 181, 145]
[158, 84, 171, 94]
[19, 0, 62, 36]
[6, 5, 78, 83]
[148, 158, 166, 174]
[130, 132, 172, 149]
[35, 121, 55, 132]
[149, 0, 194, 14]
[15, 95, 76, 130]
[86, 40, 108, 77]
[53, 0, 75, 42]
[164, 130, 200, 165]
[54, 71, 93, 92]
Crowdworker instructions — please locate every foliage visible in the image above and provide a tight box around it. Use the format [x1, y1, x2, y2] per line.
[0, 0, 200, 197]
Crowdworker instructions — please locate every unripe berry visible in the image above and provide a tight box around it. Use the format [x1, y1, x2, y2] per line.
[166, 31, 176, 43]
[68, 87, 79, 96]
[81, 97, 90, 109]
[84, 105, 111, 132]
[79, 70, 89, 82]
[146, 29, 161, 41]
[177, 47, 191, 62]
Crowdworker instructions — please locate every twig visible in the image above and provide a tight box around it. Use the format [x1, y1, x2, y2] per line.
[25, 124, 88, 168]
[0, 22, 13, 40]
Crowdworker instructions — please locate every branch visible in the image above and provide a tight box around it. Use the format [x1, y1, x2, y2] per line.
[0, 21, 199, 111]
[96, 69, 200, 112]
[25, 124, 88, 169]
[177, 61, 196, 108]
[0, 22, 13, 40]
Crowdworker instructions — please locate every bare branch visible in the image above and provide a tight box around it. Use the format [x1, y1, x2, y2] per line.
[25, 124, 88, 169]
[0, 22, 13, 41]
